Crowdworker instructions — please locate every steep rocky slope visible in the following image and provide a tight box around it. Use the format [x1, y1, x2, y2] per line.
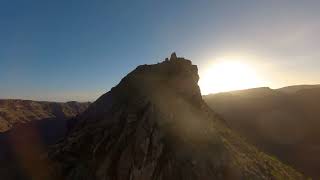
[47, 53, 304, 180]
[0, 100, 90, 132]
[204, 86, 320, 179]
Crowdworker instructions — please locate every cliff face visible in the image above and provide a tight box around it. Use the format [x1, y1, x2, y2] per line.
[0, 100, 90, 132]
[48, 54, 305, 180]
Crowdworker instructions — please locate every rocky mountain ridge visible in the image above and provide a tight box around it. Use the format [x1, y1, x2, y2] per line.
[47, 53, 305, 180]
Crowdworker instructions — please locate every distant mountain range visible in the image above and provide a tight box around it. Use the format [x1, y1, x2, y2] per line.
[0, 99, 90, 132]
[0, 100, 89, 180]
[277, 84, 320, 94]
[204, 84, 320, 179]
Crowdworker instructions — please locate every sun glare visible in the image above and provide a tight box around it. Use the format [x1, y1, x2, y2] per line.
[199, 57, 264, 95]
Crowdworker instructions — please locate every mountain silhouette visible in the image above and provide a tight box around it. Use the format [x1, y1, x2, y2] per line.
[47, 54, 304, 180]
[204, 86, 320, 179]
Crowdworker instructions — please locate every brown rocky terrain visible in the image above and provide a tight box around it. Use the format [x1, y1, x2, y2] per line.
[46, 53, 305, 180]
[0, 100, 90, 132]
[0, 100, 89, 180]
[204, 85, 320, 179]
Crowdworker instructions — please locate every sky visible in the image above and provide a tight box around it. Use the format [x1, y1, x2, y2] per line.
[1, 0, 320, 101]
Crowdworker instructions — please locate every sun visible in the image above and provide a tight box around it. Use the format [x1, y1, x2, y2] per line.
[199, 57, 264, 95]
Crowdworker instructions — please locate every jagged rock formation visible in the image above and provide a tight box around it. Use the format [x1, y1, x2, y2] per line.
[48, 53, 305, 180]
[204, 86, 320, 179]
[0, 100, 90, 132]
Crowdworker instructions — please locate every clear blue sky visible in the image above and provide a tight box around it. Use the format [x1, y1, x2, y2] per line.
[1, 0, 320, 101]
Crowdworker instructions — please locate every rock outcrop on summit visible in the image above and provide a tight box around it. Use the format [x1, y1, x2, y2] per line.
[48, 54, 305, 180]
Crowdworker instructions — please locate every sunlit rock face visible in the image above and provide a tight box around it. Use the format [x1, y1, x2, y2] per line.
[48, 53, 305, 180]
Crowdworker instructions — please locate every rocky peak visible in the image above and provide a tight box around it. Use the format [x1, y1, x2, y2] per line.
[170, 52, 178, 60]
[113, 52, 201, 105]
[74, 53, 203, 128]
[48, 54, 305, 180]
